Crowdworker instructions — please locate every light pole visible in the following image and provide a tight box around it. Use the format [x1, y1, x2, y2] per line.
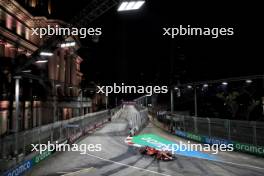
[80, 89, 84, 116]
[105, 95, 108, 109]
[170, 87, 181, 115]
[187, 85, 198, 117]
[51, 95, 57, 142]
[14, 76, 21, 161]
[170, 88, 174, 114]
[194, 87, 198, 117]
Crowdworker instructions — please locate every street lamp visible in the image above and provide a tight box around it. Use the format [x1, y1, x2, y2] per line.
[246, 79, 252, 84]
[118, 1, 145, 11]
[36, 51, 53, 63]
[40, 52, 53, 56]
[35, 60, 48, 63]
[21, 70, 31, 73]
[203, 84, 208, 88]
[60, 42, 76, 48]
[222, 82, 228, 85]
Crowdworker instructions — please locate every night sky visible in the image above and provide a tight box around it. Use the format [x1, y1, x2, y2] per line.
[27, 0, 264, 86]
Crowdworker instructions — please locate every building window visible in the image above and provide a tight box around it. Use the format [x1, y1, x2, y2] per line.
[16, 21, 22, 35]
[5, 14, 12, 30]
[25, 28, 30, 40]
[11, 19, 16, 32]
[0, 9, 6, 26]
[76, 64, 80, 71]
[21, 26, 26, 39]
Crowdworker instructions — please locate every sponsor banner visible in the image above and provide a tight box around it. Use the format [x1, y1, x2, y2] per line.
[174, 129, 264, 156]
[32, 150, 52, 165]
[234, 142, 264, 156]
[175, 130, 187, 138]
[132, 134, 171, 150]
[186, 132, 204, 143]
[204, 136, 230, 146]
[176, 130, 229, 145]
[4, 160, 32, 176]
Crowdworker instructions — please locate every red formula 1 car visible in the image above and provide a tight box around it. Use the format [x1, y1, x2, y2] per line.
[139, 146, 174, 161]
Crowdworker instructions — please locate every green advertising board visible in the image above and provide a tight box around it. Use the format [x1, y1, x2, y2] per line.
[132, 133, 171, 149]
[186, 132, 204, 143]
[32, 150, 52, 165]
[234, 141, 264, 156]
[175, 129, 264, 157]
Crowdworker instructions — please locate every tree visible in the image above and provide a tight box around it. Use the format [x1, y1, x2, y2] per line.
[216, 91, 239, 119]
[216, 90, 260, 120]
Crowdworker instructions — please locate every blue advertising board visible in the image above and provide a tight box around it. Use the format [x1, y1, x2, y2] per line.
[175, 130, 187, 138]
[204, 136, 231, 146]
[4, 160, 33, 176]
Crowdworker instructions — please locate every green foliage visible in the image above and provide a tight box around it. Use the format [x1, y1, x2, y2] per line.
[216, 91, 260, 120]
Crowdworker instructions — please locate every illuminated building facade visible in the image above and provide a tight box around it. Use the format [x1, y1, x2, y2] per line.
[0, 0, 91, 136]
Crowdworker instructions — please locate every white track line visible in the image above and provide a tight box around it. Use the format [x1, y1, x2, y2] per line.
[61, 167, 95, 176]
[215, 160, 264, 170]
[86, 153, 172, 176]
[172, 153, 264, 170]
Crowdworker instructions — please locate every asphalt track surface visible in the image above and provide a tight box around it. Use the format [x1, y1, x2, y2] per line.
[28, 105, 264, 176]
